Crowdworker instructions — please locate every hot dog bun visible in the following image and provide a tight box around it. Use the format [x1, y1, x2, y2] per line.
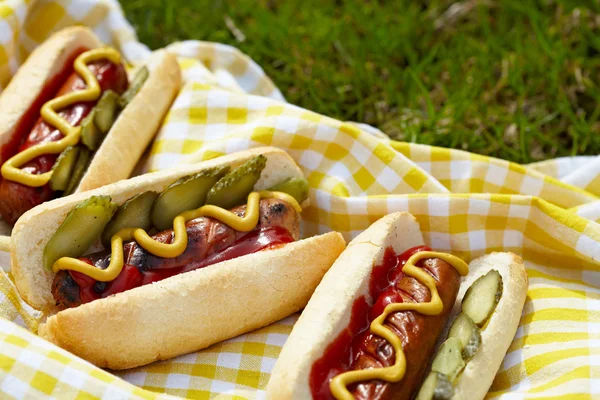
[12, 147, 346, 369]
[77, 48, 181, 191]
[266, 212, 528, 400]
[0, 26, 181, 228]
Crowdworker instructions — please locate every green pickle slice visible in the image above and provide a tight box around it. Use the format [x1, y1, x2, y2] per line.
[431, 337, 466, 382]
[64, 146, 91, 195]
[416, 372, 454, 400]
[43, 195, 118, 271]
[102, 191, 159, 247]
[49, 146, 79, 191]
[80, 109, 103, 151]
[94, 90, 120, 134]
[205, 155, 267, 209]
[267, 177, 309, 204]
[151, 166, 230, 231]
[119, 66, 149, 108]
[462, 269, 503, 327]
[448, 312, 481, 361]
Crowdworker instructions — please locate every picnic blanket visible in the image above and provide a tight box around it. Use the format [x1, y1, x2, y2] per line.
[0, 0, 599, 399]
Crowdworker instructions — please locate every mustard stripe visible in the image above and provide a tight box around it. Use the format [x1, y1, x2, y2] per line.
[0, 48, 121, 187]
[329, 251, 468, 399]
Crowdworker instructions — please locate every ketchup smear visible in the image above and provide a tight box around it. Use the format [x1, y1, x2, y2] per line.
[309, 245, 431, 400]
[69, 226, 295, 304]
[0, 48, 88, 163]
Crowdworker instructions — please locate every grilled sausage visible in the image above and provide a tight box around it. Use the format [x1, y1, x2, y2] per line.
[350, 258, 460, 400]
[0, 60, 128, 224]
[52, 198, 300, 309]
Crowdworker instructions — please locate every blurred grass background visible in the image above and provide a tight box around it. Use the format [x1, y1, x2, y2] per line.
[120, 0, 600, 164]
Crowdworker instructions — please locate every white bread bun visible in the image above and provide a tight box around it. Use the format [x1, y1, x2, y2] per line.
[77, 48, 181, 191]
[12, 147, 309, 312]
[0, 26, 181, 228]
[266, 211, 425, 399]
[266, 213, 528, 400]
[449, 252, 528, 400]
[38, 230, 345, 370]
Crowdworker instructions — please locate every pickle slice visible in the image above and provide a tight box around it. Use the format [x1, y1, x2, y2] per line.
[94, 90, 120, 134]
[119, 66, 149, 109]
[151, 166, 230, 231]
[49, 146, 79, 191]
[448, 312, 481, 361]
[205, 155, 267, 209]
[43, 195, 118, 270]
[64, 147, 91, 195]
[416, 372, 454, 400]
[267, 177, 309, 204]
[101, 191, 159, 247]
[431, 337, 466, 382]
[80, 109, 103, 151]
[462, 269, 503, 327]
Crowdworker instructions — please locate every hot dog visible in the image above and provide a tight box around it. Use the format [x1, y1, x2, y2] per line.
[11, 147, 346, 370]
[267, 212, 528, 400]
[0, 26, 181, 227]
[52, 197, 299, 309]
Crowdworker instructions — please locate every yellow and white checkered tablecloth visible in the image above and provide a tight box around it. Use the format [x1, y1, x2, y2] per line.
[1, 0, 600, 399]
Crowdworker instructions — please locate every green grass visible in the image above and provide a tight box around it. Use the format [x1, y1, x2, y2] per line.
[120, 0, 600, 164]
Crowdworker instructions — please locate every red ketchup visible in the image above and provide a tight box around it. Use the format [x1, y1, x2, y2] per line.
[0, 48, 88, 163]
[69, 226, 295, 304]
[309, 245, 431, 399]
[0, 49, 128, 225]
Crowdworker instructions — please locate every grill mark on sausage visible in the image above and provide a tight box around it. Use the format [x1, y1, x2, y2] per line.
[349, 258, 460, 400]
[51, 198, 299, 309]
[0, 60, 128, 224]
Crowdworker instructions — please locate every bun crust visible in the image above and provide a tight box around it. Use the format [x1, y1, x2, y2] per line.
[77, 49, 181, 191]
[450, 252, 528, 400]
[12, 147, 307, 312]
[39, 231, 346, 370]
[266, 213, 528, 400]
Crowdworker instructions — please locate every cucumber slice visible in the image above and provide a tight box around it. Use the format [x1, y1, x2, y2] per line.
[205, 155, 267, 209]
[101, 191, 159, 247]
[43, 195, 118, 270]
[64, 147, 91, 195]
[416, 372, 454, 400]
[94, 90, 120, 134]
[80, 109, 102, 151]
[151, 166, 230, 231]
[119, 66, 149, 109]
[267, 177, 309, 204]
[431, 337, 466, 382]
[49, 146, 79, 191]
[462, 269, 503, 327]
[448, 312, 481, 361]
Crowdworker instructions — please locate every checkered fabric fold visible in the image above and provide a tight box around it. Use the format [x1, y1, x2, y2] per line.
[1, 0, 600, 399]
